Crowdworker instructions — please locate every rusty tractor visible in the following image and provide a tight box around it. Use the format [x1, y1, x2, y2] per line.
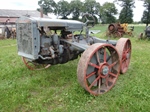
[16, 14, 132, 95]
[121, 23, 134, 37]
[107, 23, 125, 38]
[107, 23, 134, 38]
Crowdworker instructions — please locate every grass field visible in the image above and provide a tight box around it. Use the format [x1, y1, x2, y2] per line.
[0, 24, 150, 112]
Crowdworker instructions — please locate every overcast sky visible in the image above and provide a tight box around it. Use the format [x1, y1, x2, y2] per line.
[0, 0, 145, 22]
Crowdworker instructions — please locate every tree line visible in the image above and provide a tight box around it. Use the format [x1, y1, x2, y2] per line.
[37, 0, 150, 25]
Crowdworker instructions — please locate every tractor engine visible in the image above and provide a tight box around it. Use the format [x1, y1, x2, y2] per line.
[38, 33, 80, 65]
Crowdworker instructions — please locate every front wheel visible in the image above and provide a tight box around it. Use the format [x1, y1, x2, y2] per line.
[22, 57, 50, 70]
[77, 43, 120, 95]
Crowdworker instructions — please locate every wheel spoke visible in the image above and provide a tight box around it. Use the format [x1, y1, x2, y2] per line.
[86, 71, 96, 79]
[125, 43, 131, 53]
[125, 60, 128, 67]
[123, 51, 126, 56]
[121, 62, 125, 69]
[125, 42, 128, 49]
[105, 76, 109, 87]
[106, 55, 112, 62]
[22, 57, 50, 70]
[88, 62, 99, 69]
[44, 64, 51, 69]
[122, 57, 126, 62]
[106, 51, 115, 62]
[98, 78, 101, 94]
[109, 72, 117, 77]
[109, 60, 119, 68]
[103, 47, 107, 62]
[96, 51, 101, 65]
[89, 76, 101, 89]
[122, 60, 128, 69]
[126, 48, 131, 53]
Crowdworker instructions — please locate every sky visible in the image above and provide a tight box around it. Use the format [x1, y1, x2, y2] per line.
[0, 0, 146, 22]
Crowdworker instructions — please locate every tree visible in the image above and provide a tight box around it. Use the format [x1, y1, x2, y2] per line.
[100, 2, 118, 24]
[141, 0, 150, 26]
[37, 0, 100, 20]
[81, 0, 100, 23]
[38, 0, 57, 15]
[38, 0, 71, 18]
[82, 0, 100, 16]
[70, 0, 83, 20]
[57, 0, 71, 19]
[116, 0, 135, 23]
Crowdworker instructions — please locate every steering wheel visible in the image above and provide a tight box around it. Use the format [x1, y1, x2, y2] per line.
[82, 13, 95, 28]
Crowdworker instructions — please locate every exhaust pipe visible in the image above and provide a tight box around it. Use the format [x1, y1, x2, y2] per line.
[40, 5, 43, 18]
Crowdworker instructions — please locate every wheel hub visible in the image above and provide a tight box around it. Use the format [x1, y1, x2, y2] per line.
[101, 65, 109, 75]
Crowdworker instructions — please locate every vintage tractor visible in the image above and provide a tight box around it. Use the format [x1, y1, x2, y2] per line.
[139, 26, 150, 39]
[16, 14, 132, 95]
[107, 23, 134, 38]
[107, 23, 125, 38]
[121, 23, 134, 37]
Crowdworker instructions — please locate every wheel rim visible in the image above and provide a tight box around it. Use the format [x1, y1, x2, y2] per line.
[22, 57, 50, 70]
[77, 43, 120, 95]
[114, 32, 122, 38]
[116, 38, 131, 74]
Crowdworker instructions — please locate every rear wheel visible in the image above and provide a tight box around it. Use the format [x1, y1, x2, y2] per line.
[116, 38, 131, 74]
[77, 43, 120, 95]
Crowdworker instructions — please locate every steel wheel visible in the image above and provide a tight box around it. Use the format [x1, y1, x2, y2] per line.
[77, 43, 120, 95]
[22, 57, 50, 70]
[114, 32, 122, 38]
[116, 38, 131, 74]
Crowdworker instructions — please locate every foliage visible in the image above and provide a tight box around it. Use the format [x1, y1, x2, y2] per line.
[38, 0, 57, 15]
[141, 10, 150, 26]
[70, 0, 83, 20]
[38, 0, 71, 18]
[37, 0, 100, 21]
[82, 0, 101, 16]
[141, 0, 150, 26]
[116, 0, 135, 23]
[37, 0, 117, 23]
[100, 2, 118, 24]
[57, 0, 71, 18]
[93, 15, 98, 24]
[119, 7, 134, 23]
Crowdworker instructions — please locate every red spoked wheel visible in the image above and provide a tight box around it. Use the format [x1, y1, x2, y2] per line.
[22, 57, 50, 70]
[116, 38, 131, 74]
[77, 43, 120, 95]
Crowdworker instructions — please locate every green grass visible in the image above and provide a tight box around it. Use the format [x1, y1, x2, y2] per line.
[0, 25, 150, 112]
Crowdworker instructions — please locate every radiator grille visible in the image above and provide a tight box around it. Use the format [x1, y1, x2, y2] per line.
[17, 23, 32, 55]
